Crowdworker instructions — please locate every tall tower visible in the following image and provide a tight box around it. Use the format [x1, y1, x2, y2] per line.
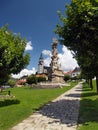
[38, 53, 44, 74]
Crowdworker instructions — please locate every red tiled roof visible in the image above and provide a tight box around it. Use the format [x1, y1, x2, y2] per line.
[64, 70, 73, 75]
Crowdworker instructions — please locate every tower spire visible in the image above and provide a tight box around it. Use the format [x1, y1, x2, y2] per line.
[38, 53, 44, 74]
[39, 53, 43, 61]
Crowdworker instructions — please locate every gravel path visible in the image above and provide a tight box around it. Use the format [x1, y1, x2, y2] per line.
[11, 83, 82, 130]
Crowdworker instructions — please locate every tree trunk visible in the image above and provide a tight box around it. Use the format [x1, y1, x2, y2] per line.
[90, 78, 93, 90]
[86, 78, 89, 84]
[96, 76, 98, 94]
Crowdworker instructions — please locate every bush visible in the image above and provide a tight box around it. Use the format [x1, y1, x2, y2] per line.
[64, 75, 71, 81]
[71, 75, 81, 81]
[37, 76, 46, 82]
[26, 75, 37, 84]
[8, 79, 16, 87]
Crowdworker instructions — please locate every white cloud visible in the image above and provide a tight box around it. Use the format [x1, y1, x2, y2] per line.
[42, 46, 78, 71]
[44, 57, 51, 67]
[25, 41, 33, 51]
[58, 45, 78, 71]
[12, 67, 36, 79]
[42, 50, 51, 56]
[42, 50, 51, 66]
[13, 46, 78, 79]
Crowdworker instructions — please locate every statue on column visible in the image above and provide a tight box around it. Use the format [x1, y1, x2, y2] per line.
[50, 38, 59, 72]
[49, 38, 64, 83]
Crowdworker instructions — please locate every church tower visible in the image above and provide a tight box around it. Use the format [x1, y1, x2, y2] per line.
[38, 53, 44, 74]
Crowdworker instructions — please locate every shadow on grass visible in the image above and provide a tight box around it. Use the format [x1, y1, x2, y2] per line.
[78, 98, 98, 125]
[82, 92, 97, 97]
[78, 83, 98, 127]
[0, 99, 20, 107]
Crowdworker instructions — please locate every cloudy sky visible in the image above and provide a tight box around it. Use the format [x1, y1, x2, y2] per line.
[0, 0, 78, 79]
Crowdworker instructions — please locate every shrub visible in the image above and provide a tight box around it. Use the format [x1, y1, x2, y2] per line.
[26, 75, 37, 84]
[8, 79, 16, 87]
[37, 76, 46, 82]
[64, 75, 71, 81]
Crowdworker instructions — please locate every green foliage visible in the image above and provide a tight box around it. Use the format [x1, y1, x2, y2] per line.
[27, 75, 47, 84]
[8, 79, 16, 87]
[55, 0, 98, 92]
[37, 76, 46, 82]
[64, 74, 70, 81]
[0, 25, 30, 84]
[26, 75, 37, 84]
[0, 99, 20, 107]
[71, 76, 78, 81]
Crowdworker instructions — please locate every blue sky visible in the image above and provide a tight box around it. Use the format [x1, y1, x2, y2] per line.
[0, 0, 78, 78]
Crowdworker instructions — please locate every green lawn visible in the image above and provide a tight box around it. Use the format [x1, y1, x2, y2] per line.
[0, 82, 76, 130]
[77, 80, 98, 130]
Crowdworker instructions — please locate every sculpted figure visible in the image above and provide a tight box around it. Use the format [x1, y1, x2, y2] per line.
[49, 38, 64, 83]
[52, 48, 57, 58]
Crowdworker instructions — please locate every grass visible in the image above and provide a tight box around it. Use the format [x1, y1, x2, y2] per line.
[0, 82, 77, 130]
[77, 80, 98, 130]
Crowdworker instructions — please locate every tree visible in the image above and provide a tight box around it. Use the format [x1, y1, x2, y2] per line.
[37, 76, 46, 82]
[8, 78, 16, 87]
[0, 25, 30, 84]
[80, 67, 94, 89]
[77, 55, 94, 89]
[55, 0, 98, 93]
[26, 75, 37, 84]
[64, 75, 70, 82]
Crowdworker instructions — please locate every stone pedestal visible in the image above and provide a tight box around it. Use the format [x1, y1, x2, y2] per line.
[51, 69, 64, 83]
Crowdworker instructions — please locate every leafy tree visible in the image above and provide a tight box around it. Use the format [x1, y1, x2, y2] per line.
[26, 75, 37, 84]
[81, 69, 93, 89]
[77, 56, 94, 89]
[8, 78, 16, 87]
[37, 76, 46, 82]
[0, 25, 30, 84]
[64, 75, 70, 82]
[55, 0, 98, 93]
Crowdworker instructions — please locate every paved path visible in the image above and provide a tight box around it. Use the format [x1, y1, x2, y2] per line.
[11, 83, 82, 130]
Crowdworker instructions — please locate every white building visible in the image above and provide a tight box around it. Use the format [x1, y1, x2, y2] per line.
[71, 67, 81, 77]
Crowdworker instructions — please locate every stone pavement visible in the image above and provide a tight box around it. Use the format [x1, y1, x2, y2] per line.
[11, 83, 82, 130]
